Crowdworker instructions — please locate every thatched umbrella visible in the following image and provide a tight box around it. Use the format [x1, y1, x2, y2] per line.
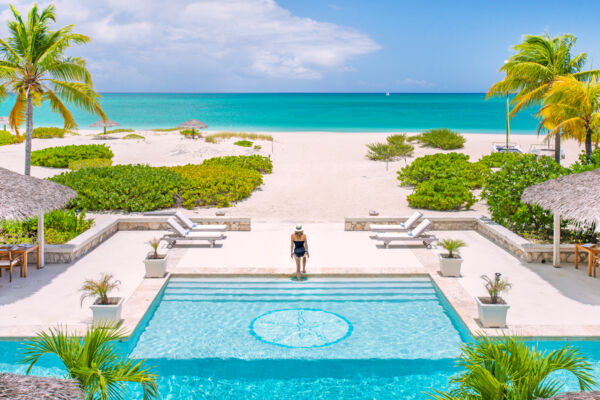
[0, 373, 84, 399]
[522, 169, 600, 266]
[0, 116, 9, 131]
[0, 167, 76, 266]
[90, 119, 120, 136]
[178, 119, 207, 139]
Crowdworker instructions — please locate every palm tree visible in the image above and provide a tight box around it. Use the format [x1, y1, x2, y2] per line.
[427, 336, 595, 400]
[487, 34, 599, 163]
[539, 76, 600, 162]
[21, 324, 159, 400]
[0, 4, 105, 175]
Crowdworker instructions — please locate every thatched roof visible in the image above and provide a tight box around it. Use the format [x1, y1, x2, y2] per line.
[90, 119, 120, 128]
[538, 392, 600, 399]
[522, 168, 600, 226]
[178, 119, 207, 129]
[0, 373, 84, 399]
[0, 167, 76, 220]
[0, 116, 9, 125]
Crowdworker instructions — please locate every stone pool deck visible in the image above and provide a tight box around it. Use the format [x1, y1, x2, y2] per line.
[1, 222, 600, 338]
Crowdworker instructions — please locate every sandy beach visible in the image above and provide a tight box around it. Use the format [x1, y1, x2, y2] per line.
[0, 130, 585, 222]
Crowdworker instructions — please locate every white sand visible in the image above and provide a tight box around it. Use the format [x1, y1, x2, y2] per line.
[0, 130, 584, 222]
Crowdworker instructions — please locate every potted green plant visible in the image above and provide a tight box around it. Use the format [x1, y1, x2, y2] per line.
[143, 238, 168, 278]
[476, 273, 512, 328]
[80, 273, 123, 324]
[438, 238, 466, 277]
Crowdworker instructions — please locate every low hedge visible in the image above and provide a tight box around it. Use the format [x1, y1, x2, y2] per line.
[0, 131, 24, 146]
[411, 128, 465, 150]
[31, 144, 114, 168]
[68, 158, 113, 170]
[407, 179, 476, 210]
[201, 155, 273, 174]
[398, 153, 487, 189]
[477, 152, 524, 168]
[32, 127, 66, 138]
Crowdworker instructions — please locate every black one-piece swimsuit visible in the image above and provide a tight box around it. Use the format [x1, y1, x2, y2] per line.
[293, 240, 306, 258]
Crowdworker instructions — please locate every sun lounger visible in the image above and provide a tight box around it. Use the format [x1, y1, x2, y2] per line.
[371, 219, 436, 248]
[162, 217, 227, 248]
[369, 211, 423, 232]
[174, 210, 227, 232]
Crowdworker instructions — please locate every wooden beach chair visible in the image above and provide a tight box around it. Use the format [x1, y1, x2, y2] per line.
[369, 211, 423, 232]
[0, 249, 23, 282]
[174, 210, 227, 232]
[162, 217, 227, 248]
[371, 219, 437, 248]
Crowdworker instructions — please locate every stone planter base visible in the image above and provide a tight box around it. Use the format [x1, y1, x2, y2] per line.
[439, 254, 463, 277]
[144, 254, 168, 278]
[90, 297, 124, 324]
[476, 296, 509, 328]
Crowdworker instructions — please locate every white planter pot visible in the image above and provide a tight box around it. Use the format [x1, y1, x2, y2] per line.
[144, 254, 168, 278]
[439, 254, 463, 277]
[90, 297, 124, 324]
[476, 296, 510, 328]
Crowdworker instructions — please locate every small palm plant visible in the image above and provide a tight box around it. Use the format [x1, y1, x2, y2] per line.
[80, 273, 121, 306]
[427, 336, 596, 400]
[481, 272, 511, 304]
[147, 238, 162, 260]
[439, 239, 465, 259]
[20, 323, 159, 400]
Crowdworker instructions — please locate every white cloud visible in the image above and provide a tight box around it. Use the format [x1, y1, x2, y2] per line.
[0, 0, 379, 88]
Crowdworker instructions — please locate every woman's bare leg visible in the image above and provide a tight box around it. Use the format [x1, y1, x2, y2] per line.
[302, 256, 307, 273]
[294, 256, 302, 281]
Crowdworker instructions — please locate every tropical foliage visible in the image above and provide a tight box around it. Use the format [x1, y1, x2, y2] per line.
[481, 273, 511, 304]
[366, 133, 414, 161]
[32, 127, 67, 138]
[398, 153, 486, 189]
[571, 149, 600, 173]
[31, 144, 113, 168]
[477, 152, 524, 168]
[439, 239, 466, 258]
[427, 336, 595, 400]
[68, 157, 113, 170]
[122, 133, 145, 140]
[407, 179, 476, 210]
[0, 130, 24, 146]
[410, 128, 465, 150]
[180, 128, 202, 138]
[234, 139, 253, 147]
[0, 209, 93, 244]
[204, 132, 273, 143]
[0, 4, 105, 175]
[201, 155, 273, 174]
[21, 324, 159, 400]
[80, 273, 121, 306]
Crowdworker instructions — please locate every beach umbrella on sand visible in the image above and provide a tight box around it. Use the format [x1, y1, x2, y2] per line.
[522, 169, 600, 267]
[90, 118, 120, 135]
[178, 119, 207, 139]
[0, 116, 9, 132]
[0, 167, 77, 267]
[0, 373, 84, 399]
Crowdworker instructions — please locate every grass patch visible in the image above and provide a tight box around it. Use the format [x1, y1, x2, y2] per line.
[122, 133, 145, 140]
[180, 129, 202, 138]
[151, 127, 180, 132]
[205, 132, 273, 143]
[410, 128, 465, 150]
[103, 128, 135, 134]
[32, 127, 66, 138]
[366, 133, 414, 161]
[0, 130, 25, 146]
[234, 140, 253, 147]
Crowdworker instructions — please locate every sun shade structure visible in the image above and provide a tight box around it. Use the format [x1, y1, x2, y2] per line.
[522, 168, 600, 266]
[178, 119, 208, 139]
[0, 116, 9, 131]
[0, 373, 84, 400]
[90, 118, 120, 135]
[0, 167, 77, 266]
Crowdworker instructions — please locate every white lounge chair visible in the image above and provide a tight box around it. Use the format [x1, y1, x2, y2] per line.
[174, 210, 227, 232]
[371, 219, 436, 248]
[162, 217, 226, 248]
[369, 211, 423, 232]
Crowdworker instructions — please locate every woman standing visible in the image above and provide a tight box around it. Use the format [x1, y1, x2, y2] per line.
[290, 225, 309, 281]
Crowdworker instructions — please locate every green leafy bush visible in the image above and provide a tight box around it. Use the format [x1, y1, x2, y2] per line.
[50, 165, 182, 211]
[407, 179, 476, 210]
[201, 155, 273, 174]
[0, 209, 93, 244]
[366, 133, 414, 161]
[32, 144, 114, 168]
[180, 129, 202, 138]
[254, 145, 262, 150]
[0, 130, 24, 146]
[68, 158, 113, 170]
[234, 140, 253, 147]
[105, 128, 134, 134]
[32, 127, 66, 138]
[412, 128, 465, 149]
[570, 149, 600, 173]
[122, 133, 145, 140]
[477, 152, 524, 168]
[398, 153, 487, 188]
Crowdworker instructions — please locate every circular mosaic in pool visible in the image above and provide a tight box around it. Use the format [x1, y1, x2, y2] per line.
[250, 308, 353, 348]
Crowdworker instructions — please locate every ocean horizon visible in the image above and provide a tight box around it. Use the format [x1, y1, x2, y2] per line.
[0, 93, 542, 134]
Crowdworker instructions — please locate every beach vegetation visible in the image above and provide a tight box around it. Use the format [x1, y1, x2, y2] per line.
[32, 127, 66, 138]
[103, 128, 135, 134]
[411, 128, 465, 150]
[201, 155, 273, 174]
[122, 133, 145, 140]
[254, 145, 262, 150]
[407, 179, 476, 210]
[68, 157, 113, 170]
[570, 148, 600, 173]
[0, 4, 105, 175]
[477, 151, 524, 168]
[180, 129, 202, 138]
[398, 153, 486, 189]
[234, 140, 253, 147]
[427, 336, 595, 400]
[0, 130, 24, 146]
[205, 132, 273, 143]
[31, 144, 114, 168]
[366, 133, 414, 161]
[151, 127, 180, 132]
[21, 324, 159, 400]
[0, 209, 93, 245]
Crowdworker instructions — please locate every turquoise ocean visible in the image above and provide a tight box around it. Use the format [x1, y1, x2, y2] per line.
[0, 93, 540, 134]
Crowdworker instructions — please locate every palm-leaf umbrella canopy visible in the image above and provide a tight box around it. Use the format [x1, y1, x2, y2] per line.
[522, 168, 600, 266]
[90, 119, 120, 135]
[0, 373, 84, 399]
[178, 119, 207, 139]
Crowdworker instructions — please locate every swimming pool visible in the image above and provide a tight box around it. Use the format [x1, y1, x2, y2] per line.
[2, 277, 600, 399]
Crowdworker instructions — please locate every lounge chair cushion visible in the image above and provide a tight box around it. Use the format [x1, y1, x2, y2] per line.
[402, 211, 423, 229]
[167, 217, 188, 236]
[174, 210, 197, 229]
[410, 219, 432, 237]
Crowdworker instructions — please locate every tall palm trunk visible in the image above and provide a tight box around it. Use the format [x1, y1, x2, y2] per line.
[554, 131, 561, 164]
[585, 125, 593, 162]
[24, 92, 33, 176]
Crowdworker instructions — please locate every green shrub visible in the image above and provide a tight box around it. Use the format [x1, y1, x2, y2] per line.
[180, 129, 202, 137]
[105, 128, 134, 134]
[68, 158, 113, 170]
[151, 127, 180, 132]
[234, 140, 253, 147]
[32, 127, 66, 138]
[478, 152, 525, 168]
[254, 145, 262, 150]
[32, 144, 114, 168]
[366, 133, 414, 161]
[205, 132, 273, 143]
[50, 165, 182, 211]
[407, 179, 476, 210]
[412, 128, 465, 149]
[122, 133, 145, 140]
[0, 130, 24, 146]
[398, 153, 487, 188]
[0, 209, 93, 244]
[201, 155, 273, 174]
[570, 149, 600, 173]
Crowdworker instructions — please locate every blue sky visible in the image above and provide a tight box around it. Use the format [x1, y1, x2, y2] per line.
[2, 0, 599, 92]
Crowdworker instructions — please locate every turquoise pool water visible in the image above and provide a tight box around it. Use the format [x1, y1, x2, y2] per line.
[1, 278, 600, 399]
